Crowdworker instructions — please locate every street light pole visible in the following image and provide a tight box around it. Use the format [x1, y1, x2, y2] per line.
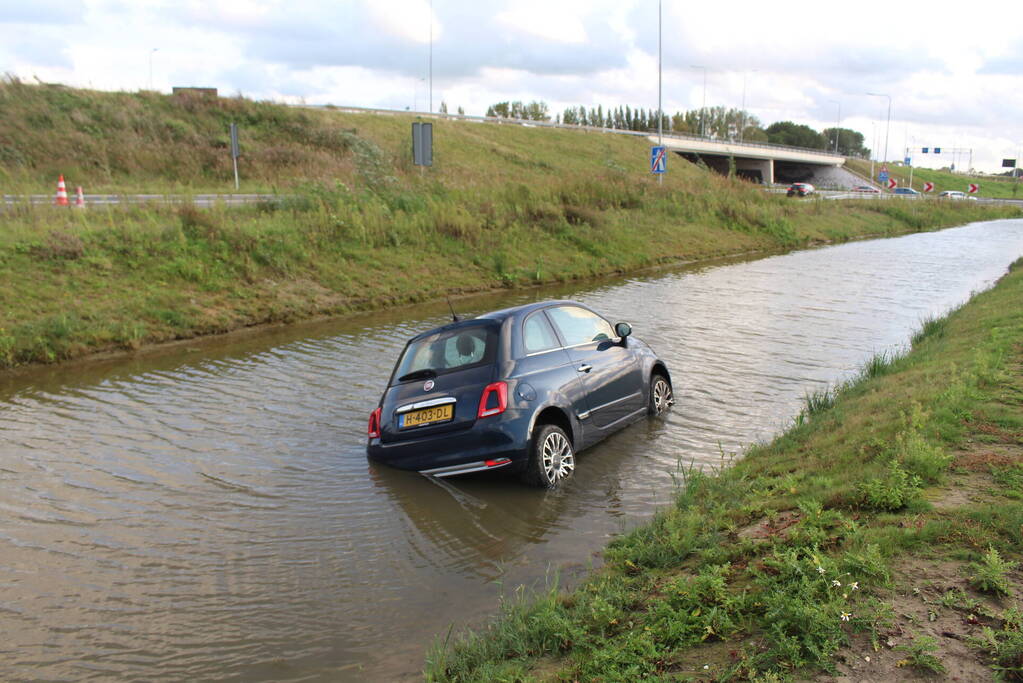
[657, 0, 662, 185]
[740, 69, 756, 144]
[149, 48, 158, 91]
[428, 0, 433, 113]
[691, 65, 707, 137]
[657, 0, 662, 147]
[867, 92, 891, 163]
[829, 100, 841, 153]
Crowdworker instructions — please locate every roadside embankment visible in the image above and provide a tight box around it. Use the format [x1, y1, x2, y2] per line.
[426, 258, 1023, 681]
[1, 81, 1021, 369]
[1, 189, 1018, 370]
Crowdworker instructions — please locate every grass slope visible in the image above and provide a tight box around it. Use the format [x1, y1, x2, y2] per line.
[0, 81, 1019, 369]
[426, 259, 1023, 682]
[846, 158, 1023, 199]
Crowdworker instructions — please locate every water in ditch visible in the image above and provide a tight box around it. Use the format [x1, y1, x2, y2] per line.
[1, 219, 1022, 680]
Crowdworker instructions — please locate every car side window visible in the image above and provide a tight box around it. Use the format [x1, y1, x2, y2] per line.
[546, 306, 614, 347]
[522, 313, 561, 354]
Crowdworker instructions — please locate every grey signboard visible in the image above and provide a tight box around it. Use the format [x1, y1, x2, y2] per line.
[412, 122, 433, 167]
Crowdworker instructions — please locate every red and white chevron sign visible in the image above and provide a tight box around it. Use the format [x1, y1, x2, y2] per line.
[968, 183, 979, 194]
[923, 182, 934, 192]
[887, 177, 897, 190]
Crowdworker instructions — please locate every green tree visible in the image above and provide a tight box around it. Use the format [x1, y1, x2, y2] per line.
[766, 121, 828, 149]
[821, 127, 869, 156]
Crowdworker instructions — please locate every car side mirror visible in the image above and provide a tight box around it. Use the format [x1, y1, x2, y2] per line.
[615, 322, 632, 339]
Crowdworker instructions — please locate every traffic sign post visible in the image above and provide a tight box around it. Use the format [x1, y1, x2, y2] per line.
[887, 177, 897, 190]
[650, 146, 667, 174]
[878, 171, 889, 184]
[923, 182, 934, 193]
[968, 183, 979, 194]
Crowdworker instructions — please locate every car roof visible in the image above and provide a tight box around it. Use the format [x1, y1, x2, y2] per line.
[409, 300, 589, 341]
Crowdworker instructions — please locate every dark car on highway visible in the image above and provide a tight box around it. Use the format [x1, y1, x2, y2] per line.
[786, 182, 815, 197]
[367, 301, 673, 487]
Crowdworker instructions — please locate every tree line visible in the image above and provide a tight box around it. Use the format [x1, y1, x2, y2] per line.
[481, 100, 870, 157]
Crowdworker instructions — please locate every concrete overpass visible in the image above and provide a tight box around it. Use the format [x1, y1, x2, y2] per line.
[648, 135, 845, 184]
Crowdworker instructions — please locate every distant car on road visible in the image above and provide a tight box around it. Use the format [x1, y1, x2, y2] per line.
[366, 301, 673, 487]
[938, 190, 967, 200]
[892, 187, 921, 197]
[851, 185, 880, 194]
[786, 183, 815, 197]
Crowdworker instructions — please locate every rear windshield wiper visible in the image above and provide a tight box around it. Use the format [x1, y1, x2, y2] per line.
[398, 369, 438, 382]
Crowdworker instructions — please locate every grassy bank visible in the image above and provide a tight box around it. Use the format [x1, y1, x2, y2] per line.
[846, 158, 1023, 199]
[0, 81, 1020, 369]
[426, 258, 1023, 681]
[1, 186, 1017, 370]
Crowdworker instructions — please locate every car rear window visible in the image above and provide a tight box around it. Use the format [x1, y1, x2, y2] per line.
[393, 322, 497, 382]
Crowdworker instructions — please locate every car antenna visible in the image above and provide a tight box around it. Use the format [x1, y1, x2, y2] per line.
[447, 297, 460, 323]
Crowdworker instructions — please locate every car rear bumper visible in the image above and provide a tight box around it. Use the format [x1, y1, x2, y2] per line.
[366, 409, 532, 474]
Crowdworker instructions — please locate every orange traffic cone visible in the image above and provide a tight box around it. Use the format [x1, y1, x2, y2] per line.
[54, 175, 69, 206]
[74, 186, 85, 208]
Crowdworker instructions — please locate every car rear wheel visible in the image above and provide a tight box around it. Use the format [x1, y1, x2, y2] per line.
[522, 424, 574, 488]
[648, 374, 674, 416]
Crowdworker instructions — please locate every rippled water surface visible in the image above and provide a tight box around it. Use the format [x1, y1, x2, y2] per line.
[2, 220, 1022, 680]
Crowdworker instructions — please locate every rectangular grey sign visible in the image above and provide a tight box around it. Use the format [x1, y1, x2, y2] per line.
[412, 122, 433, 167]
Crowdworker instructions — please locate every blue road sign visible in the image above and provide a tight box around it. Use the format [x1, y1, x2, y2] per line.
[904, 157, 912, 166]
[651, 146, 667, 174]
[879, 171, 889, 183]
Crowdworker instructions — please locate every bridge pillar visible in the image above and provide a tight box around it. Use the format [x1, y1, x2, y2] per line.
[734, 157, 774, 185]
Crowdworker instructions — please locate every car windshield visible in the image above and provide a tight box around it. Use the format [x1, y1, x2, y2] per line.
[392, 322, 497, 382]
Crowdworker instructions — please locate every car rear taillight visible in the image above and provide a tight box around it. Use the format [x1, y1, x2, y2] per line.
[477, 382, 508, 418]
[367, 407, 382, 439]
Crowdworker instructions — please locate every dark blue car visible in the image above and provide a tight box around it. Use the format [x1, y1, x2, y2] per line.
[366, 300, 673, 487]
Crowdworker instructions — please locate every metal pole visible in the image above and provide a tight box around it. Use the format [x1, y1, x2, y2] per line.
[740, 72, 746, 144]
[233, 156, 239, 191]
[867, 92, 891, 162]
[691, 65, 707, 137]
[702, 69, 707, 137]
[829, 100, 841, 153]
[429, 0, 433, 113]
[149, 48, 158, 90]
[657, 0, 662, 185]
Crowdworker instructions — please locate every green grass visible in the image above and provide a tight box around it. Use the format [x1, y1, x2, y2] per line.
[846, 158, 1023, 199]
[425, 259, 1023, 681]
[0, 80, 1020, 369]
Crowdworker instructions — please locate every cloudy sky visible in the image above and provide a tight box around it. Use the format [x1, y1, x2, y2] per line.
[3, 0, 1022, 173]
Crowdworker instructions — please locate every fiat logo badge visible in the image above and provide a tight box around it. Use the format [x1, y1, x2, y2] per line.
[423, 380, 435, 392]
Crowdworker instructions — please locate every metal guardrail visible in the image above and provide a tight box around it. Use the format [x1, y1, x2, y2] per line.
[2, 194, 275, 206]
[300, 103, 847, 160]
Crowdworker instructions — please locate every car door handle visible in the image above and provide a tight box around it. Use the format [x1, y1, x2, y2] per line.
[577, 364, 592, 373]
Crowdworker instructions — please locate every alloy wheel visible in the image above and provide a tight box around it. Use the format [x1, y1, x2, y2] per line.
[652, 377, 674, 414]
[541, 431, 574, 484]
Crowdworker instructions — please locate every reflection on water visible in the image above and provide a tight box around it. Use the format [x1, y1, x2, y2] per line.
[1, 220, 1022, 680]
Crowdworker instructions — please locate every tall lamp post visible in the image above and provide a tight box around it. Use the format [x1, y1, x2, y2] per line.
[740, 69, 756, 143]
[828, 100, 841, 153]
[866, 92, 891, 163]
[691, 65, 707, 137]
[148, 48, 158, 91]
[428, 0, 433, 113]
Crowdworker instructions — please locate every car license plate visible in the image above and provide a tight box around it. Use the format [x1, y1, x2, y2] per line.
[400, 404, 454, 429]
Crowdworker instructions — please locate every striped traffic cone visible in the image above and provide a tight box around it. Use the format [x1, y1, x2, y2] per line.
[74, 186, 85, 208]
[54, 175, 69, 206]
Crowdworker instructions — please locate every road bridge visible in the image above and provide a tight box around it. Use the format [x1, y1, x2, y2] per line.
[648, 135, 845, 184]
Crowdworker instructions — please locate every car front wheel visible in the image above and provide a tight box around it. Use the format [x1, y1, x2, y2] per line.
[648, 374, 674, 416]
[522, 424, 575, 488]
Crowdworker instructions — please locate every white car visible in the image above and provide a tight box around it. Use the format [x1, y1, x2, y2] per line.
[938, 190, 967, 200]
